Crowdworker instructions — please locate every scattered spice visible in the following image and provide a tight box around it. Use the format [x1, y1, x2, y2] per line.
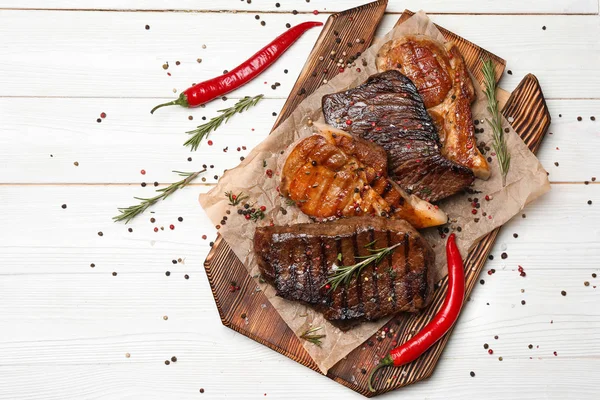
[226, 191, 249, 206]
[561, 290, 567, 296]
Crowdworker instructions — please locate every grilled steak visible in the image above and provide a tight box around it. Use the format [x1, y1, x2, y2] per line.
[376, 35, 490, 180]
[254, 216, 435, 325]
[322, 70, 475, 202]
[280, 124, 447, 229]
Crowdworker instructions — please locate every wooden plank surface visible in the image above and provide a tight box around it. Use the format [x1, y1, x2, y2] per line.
[0, 0, 597, 14]
[1, 0, 599, 399]
[203, 7, 555, 396]
[1, 183, 599, 399]
[1, 12, 600, 99]
[0, 98, 597, 184]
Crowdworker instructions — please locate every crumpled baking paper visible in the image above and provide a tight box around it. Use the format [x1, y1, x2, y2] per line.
[199, 11, 550, 374]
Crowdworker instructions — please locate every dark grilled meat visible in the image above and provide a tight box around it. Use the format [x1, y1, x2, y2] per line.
[280, 124, 447, 229]
[322, 70, 474, 202]
[254, 217, 435, 325]
[376, 35, 490, 180]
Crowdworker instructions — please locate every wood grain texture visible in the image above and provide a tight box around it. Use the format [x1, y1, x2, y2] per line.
[396, 10, 506, 85]
[1, 11, 600, 99]
[0, 0, 596, 14]
[203, 6, 552, 397]
[272, 0, 389, 128]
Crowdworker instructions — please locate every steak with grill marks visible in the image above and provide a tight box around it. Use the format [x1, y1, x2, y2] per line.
[376, 35, 491, 180]
[254, 216, 435, 326]
[280, 124, 447, 229]
[322, 70, 475, 202]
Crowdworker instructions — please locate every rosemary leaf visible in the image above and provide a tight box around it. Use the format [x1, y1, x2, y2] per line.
[300, 326, 326, 347]
[481, 58, 511, 186]
[184, 94, 264, 151]
[326, 242, 402, 292]
[225, 191, 249, 206]
[113, 169, 206, 223]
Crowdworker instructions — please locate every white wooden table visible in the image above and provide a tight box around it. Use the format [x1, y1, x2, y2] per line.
[1, 1, 599, 398]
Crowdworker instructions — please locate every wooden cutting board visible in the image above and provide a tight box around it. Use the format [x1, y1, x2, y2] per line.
[204, 1, 551, 397]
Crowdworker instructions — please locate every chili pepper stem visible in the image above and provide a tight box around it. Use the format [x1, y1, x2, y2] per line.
[368, 355, 393, 392]
[151, 93, 189, 114]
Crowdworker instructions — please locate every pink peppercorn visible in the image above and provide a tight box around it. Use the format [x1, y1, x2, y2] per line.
[169, 224, 175, 230]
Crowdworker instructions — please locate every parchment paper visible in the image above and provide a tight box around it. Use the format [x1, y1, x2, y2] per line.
[199, 11, 550, 374]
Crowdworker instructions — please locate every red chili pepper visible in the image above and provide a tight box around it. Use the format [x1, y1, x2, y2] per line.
[368, 233, 465, 392]
[151, 21, 323, 114]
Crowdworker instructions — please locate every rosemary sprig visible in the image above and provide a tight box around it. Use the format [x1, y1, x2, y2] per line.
[225, 191, 248, 206]
[300, 326, 326, 347]
[113, 169, 206, 223]
[184, 94, 264, 151]
[326, 242, 402, 292]
[482, 58, 511, 186]
[249, 209, 265, 222]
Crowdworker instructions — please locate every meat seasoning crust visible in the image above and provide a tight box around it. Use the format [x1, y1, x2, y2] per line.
[376, 34, 491, 180]
[323, 70, 474, 202]
[254, 217, 435, 327]
[280, 125, 448, 229]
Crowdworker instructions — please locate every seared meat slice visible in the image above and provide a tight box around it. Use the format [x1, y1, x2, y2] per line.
[322, 70, 474, 202]
[280, 124, 447, 229]
[254, 216, 435, 324]
[376, 34, 490, 180]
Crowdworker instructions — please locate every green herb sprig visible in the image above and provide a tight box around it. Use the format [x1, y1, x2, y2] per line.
[225, 191, 249, 206]
[184, 94, 264, 151]
[326, 242, 402, 292]
[300, 326, 326, 346]
[482, 58, 511, 186]
[113, 169, 206, 223]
